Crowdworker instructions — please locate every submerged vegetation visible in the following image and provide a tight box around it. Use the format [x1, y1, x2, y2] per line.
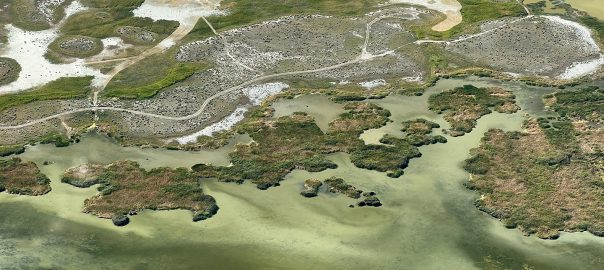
[428, 85, 519, 136]
[465, 86, 604, 239]
[0, 158, 51, 196]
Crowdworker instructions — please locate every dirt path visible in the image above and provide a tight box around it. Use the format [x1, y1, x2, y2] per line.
[518, 0, 532, 16]
[92, 20, 198, 105]
[0, 14, 418, 130]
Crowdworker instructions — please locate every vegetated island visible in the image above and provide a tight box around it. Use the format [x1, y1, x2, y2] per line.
[0, 157, 51, 196]
[428, 84, 519, 137]
[465, 86, 604, 239]
[61, 161, 219, 226]
[301, 177, 383, 208]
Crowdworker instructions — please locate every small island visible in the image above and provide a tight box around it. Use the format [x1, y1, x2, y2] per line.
[0, 158, 51, 196]
[62, 161, 219, 226]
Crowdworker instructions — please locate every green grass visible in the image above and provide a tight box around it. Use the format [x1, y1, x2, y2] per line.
[103, 54, 207, 99]
[0, 76, 93, 113]
[579, 15, 604, 42]
[80, 0, 144, 8]
[187, 0, 383, 41]
[551, 86, 604, 118]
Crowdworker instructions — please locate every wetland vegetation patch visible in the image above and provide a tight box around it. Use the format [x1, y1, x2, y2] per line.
[465, 86, 604, 239]
[192, 102, 445, 189]
[62, 160, 219, 225]
[428, 84, 519, 137]
[0, 157, 51, 196]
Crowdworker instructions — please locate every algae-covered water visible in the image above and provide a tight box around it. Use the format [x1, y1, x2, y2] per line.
[1, 78, 604, 269]
[566, 0, 604, 20]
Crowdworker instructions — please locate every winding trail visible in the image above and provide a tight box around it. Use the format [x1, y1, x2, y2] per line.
[0, 13, 430, 130]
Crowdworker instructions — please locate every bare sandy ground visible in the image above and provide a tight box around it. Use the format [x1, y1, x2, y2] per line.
[390, 0, 461, 31]
[0, 1, 104, 94]
[132, 0, 224, 26]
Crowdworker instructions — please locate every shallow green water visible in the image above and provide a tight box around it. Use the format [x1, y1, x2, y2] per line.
[567, 0, 604, 20]
[1, 78, 603, 269]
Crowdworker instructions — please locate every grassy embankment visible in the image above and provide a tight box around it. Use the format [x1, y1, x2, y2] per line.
[0, 158, 51, 195]
[428, 85, 519, 136]
[0, 76, 93, 113]
[465, 86, 604, 239]
[61, 161, 219, 224]
[187, 0, 383, 41]
[103, 54, 207, 99]
[106, 0, 384, 99]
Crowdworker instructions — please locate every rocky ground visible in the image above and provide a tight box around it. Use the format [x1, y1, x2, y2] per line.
[446, 15, 602, 78]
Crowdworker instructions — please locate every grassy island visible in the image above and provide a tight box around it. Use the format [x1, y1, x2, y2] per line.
[62, 161, 219, 225]
[465, 86, 604, 239]
[0, 158, 51, 196]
